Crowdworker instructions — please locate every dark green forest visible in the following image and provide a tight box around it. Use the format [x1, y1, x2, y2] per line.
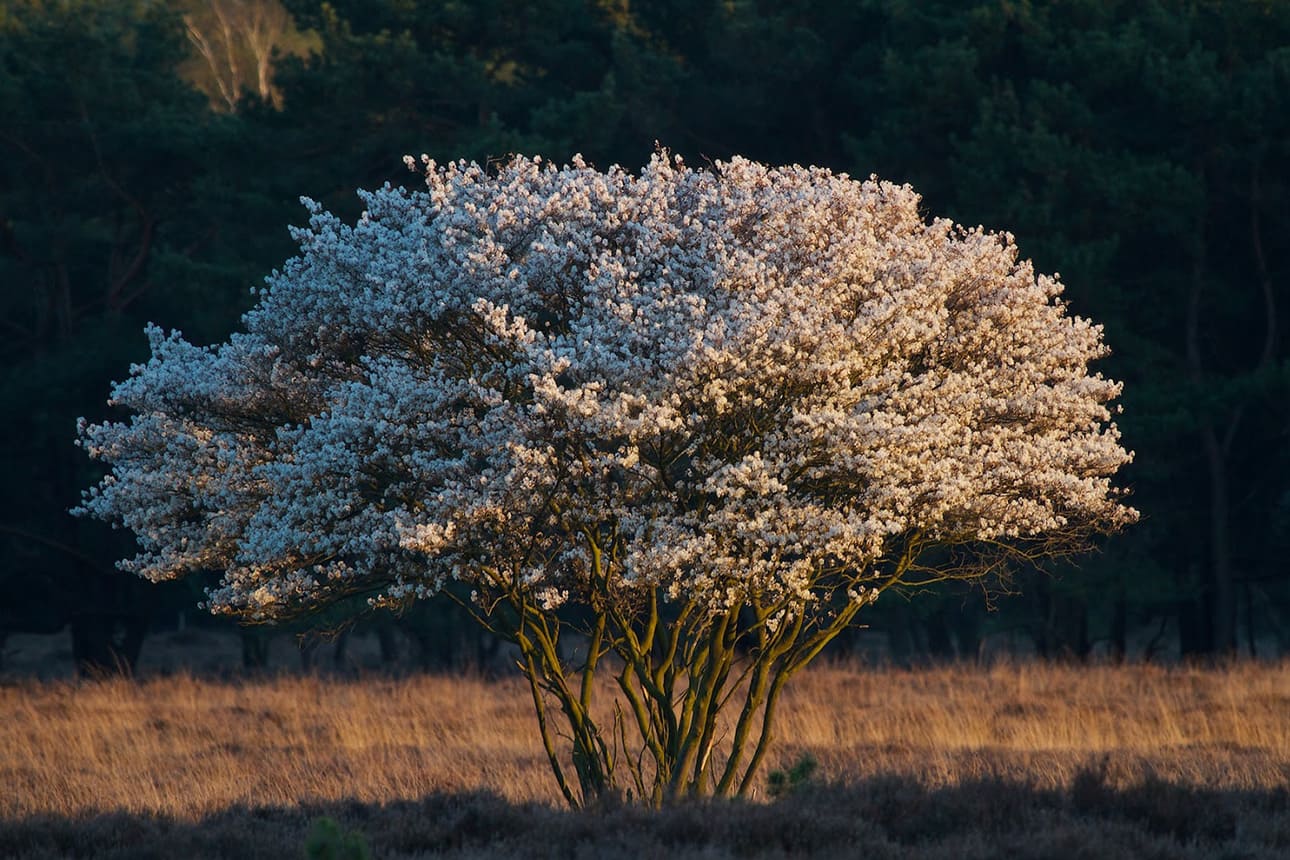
[3, 0, 1288, 673]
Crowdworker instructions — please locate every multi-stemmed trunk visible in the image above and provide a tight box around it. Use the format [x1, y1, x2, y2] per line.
[455, 536, 925, 808]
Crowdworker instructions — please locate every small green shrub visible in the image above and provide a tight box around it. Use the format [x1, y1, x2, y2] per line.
[767, 754, 819, 799]
[303, 816, 370, 860]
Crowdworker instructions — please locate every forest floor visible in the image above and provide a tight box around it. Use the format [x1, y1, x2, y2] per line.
[3, 660, 1289, 858]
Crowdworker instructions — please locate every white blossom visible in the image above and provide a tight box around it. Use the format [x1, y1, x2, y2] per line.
[75, 153, 1136, 622]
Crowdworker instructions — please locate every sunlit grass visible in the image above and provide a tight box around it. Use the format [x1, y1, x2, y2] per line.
[5, 660, 1288, 822]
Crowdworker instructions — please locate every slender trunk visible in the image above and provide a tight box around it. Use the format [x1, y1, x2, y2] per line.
[71, 612, 146, 676]
[213, 0, 242, 103]
[1110, 585, 1127, 663]
[376, 622, 399, 664]
[1244, 582, 1257, 658]
[1176, 584, 1212, 658]
[1199, 426, 1236, 653]
[1186, 237, 1236, 656]
[185, 15, 238, 111]
[241, 628, 271, 669]
[331, 629, 350, 668]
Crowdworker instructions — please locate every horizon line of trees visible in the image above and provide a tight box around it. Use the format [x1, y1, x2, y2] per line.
[2, 0, 1288, 673]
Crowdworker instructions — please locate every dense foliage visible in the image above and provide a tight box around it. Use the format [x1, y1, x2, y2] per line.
[1, 0, 1287, 672]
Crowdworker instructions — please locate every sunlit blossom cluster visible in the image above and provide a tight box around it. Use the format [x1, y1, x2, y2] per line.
[76, 153, 1135, 622]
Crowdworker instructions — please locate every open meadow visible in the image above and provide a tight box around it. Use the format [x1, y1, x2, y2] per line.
[3, 659, 1290, 858]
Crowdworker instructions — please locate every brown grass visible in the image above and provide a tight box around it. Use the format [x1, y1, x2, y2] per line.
[3, 660, 1290, 857]
[775, 658, 1290, 791]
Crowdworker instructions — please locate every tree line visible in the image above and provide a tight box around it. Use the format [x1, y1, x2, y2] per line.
[2, 0, 1288, 672]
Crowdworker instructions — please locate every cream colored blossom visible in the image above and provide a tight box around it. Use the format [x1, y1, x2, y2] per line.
[76, 152, 1135, 622]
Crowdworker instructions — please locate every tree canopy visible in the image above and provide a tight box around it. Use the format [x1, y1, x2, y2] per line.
[77, 154, 1133, 802]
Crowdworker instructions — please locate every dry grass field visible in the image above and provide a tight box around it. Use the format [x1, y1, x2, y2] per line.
[4, 660, 1290, 858]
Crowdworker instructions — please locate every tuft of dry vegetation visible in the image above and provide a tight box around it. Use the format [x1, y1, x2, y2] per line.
[3, 660, 1290, 858]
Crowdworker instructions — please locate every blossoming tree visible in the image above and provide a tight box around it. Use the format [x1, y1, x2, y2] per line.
[77, 153, 1135, 806]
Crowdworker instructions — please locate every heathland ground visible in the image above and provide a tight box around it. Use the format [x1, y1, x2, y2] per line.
[3, 652, 1290, 858]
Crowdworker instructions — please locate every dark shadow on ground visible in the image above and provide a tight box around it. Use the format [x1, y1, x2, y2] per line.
[5, 770, 1289, 859]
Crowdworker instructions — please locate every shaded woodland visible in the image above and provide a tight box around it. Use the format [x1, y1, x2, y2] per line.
[2, 0, 1289, 672]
